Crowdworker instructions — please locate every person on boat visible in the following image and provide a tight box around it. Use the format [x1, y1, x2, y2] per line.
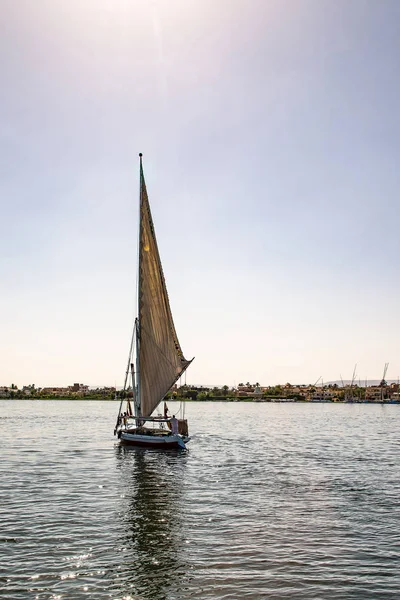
[170, 415, 179, 435]
[164, 401, 169, 419]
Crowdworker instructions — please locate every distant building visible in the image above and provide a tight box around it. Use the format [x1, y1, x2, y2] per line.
[69, 383, 89, 395]
[22, 384, 36, 395]
[310, 390, 334, 401]
[236, 384, 256, 396]
[41, 387, 70, 396]
[0, 387, 12, 397]
[365, 386, 385, 401]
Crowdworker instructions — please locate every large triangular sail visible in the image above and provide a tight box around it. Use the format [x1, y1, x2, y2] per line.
[137, 155, 192, 417]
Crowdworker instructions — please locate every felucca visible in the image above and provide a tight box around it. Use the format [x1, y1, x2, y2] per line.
[114, 154, 193, 449]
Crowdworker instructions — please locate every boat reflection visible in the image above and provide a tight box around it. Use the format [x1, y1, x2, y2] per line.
[114, 446, 189, 600]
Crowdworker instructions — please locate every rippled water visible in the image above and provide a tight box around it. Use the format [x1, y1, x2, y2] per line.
[1, 400, 400, 599]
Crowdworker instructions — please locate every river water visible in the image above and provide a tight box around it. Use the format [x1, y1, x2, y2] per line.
[1, 400, 399, 599]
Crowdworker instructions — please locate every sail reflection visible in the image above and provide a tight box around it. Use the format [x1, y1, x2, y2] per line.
[114, 446, 189, 600]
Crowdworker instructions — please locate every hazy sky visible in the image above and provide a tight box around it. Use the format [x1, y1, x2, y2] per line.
[1, 0, 400, 388]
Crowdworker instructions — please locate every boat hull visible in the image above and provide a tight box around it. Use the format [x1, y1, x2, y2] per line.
[119, 431, 188, 449]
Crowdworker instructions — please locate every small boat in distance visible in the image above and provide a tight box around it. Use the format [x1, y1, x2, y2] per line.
[114, 154, 194, 449]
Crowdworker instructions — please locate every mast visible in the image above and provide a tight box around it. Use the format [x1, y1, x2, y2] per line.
[135, 153, 144, 417]
[135, 318, 141, 416]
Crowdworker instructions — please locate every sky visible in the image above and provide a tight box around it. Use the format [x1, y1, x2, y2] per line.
[1, 0, 400, 388]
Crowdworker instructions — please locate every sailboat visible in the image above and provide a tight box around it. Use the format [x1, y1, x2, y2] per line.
[114, 154, 194, 449]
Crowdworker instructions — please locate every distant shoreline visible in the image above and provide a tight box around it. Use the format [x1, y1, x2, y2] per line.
[1, 397, 399, 404]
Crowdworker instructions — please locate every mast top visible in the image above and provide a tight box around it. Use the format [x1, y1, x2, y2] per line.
[139, 153, 143, 158]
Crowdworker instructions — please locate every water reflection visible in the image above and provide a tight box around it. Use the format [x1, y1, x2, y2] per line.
[115, 447, 189, 600]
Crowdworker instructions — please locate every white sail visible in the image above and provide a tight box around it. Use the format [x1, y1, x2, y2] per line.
[138, 157, 192, 417]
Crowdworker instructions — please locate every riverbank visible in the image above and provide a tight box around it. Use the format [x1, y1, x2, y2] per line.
[1, 397, 399, 404]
